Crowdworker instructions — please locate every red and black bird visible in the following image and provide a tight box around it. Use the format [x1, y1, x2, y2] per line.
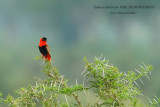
[39, 37, 51, 61]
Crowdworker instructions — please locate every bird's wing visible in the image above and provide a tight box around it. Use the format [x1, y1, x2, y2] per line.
[46, 45, 51, 55]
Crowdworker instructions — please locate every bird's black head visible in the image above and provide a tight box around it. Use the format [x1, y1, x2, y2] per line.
[42, 37, 47, 41]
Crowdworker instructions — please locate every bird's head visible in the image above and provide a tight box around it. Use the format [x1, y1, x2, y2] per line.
[42, 37, 47, 42]
[39, 37, 47, 46]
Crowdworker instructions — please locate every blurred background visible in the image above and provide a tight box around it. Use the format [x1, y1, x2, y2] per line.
[0, 0, 160, 106]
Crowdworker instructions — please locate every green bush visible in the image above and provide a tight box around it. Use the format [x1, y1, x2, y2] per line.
[0, 56, 160, 107]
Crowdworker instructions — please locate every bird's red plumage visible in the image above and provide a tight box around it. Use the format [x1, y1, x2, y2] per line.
[39, 38, 47, 47]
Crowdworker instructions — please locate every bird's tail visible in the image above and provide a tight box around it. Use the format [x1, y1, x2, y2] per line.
[45, 54, 51, 61]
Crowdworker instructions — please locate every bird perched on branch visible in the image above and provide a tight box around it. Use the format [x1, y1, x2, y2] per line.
[39, 37, 51, 61]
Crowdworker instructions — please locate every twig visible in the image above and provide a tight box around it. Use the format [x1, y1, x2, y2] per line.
[72, 93, 83, 107]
